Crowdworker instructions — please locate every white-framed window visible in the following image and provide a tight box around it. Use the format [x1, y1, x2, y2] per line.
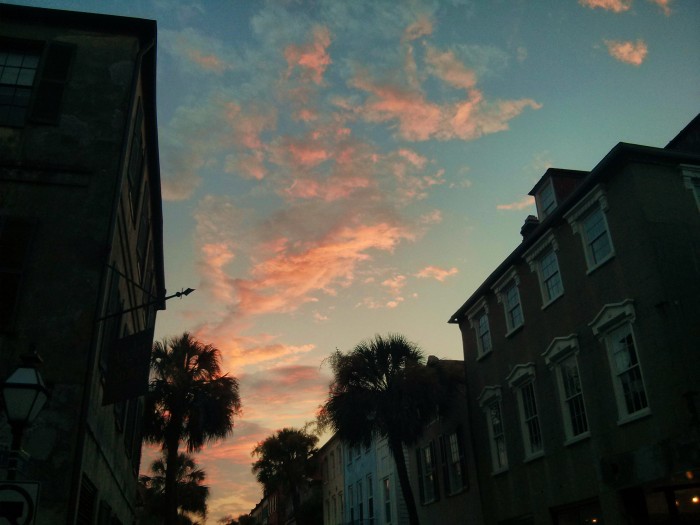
[382, 476, 392, 524]
[681, 164, 700, 212]
[590, 300, 650, 424]
[440, 429, 467, 494]
[537, 179, 557, 218]
[466, 297, 492, 359]
[493, 268, 524, 336]
[416, 441, 439, 504]
[506, 363, 543, 460]
[543, 335, 590, 444]
[478, 386, 508, 473]
[525, 231, 564, 308]
[564, 185, 615, 273]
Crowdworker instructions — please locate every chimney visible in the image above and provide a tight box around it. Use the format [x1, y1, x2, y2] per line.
[520, 215, 539, 239]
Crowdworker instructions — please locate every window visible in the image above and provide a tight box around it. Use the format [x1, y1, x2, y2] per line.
[681, 164, 700, 212]
[329, 451, 335, 479]
[416, 441, 439, 503]
[564, 185, 615, 273]
[348, 485, 354, 524]
[357, 480, 364, 522]
[0, 40, 74, 127]
[467, 298, 492, 359]
[507, 364, 543, 459]
[525, 232, 563, 307]
[440, 430, 467, 494]
[367, 474, 374, 523]
[382, 477, 391, 524]
[493, 268, 524, 335]
[537, 179, 557, 218]
[551, 498, 603, 525]
[590, 300, 650, 423]
[478, 386, 508, 473]
[543, 335, 590, 443]
[0, 217, 34, 331]
[0, 46, 40, 126]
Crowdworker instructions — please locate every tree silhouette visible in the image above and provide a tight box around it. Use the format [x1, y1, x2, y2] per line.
[319, 333, 454, 525]
[140, 452, 209, 524]
[251, 427, 319, 523]
[143, 333, 242, 525]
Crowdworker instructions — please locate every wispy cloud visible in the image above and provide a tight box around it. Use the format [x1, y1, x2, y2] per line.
[605, 39, 648, 65]
[415, 266, 459, 281]
[579, 0, 633, 12]
[497, 196, 535, 211]
[649, 0, 672, 15]
[160, 27, 235, 74]
[285, 26, 333, 85]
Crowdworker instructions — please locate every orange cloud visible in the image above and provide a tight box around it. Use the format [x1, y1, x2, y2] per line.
[496, 195, 535, 211]
[579, 0, 632, 12]
[187, 50, 231, 73]
[425, 46, 477, 90]
[415, 266, 458, 281]
[285, 26, 332, 85]
[233, 222, 414, 316]
[605, 39, 648, 65]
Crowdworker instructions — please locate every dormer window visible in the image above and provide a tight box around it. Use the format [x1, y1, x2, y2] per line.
[537, 180, 556, 218]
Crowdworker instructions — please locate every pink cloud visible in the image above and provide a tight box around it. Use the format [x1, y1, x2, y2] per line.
[579, 0, 632, 12]
[648, 0, 671, 15]
[425, 46, 477, 90]
[402, 14, 433, 42]
[496, 195, 535, 211]
[233, 222, 414, 316]
[605, 39, 648, 65]
[419, 210, 443, 224]
[187, 50, 231, 73]
[415, 266, 459, 281]
[285, 26, 332, 85]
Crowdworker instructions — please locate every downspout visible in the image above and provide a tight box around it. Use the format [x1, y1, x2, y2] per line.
[66, 34, 156, 524]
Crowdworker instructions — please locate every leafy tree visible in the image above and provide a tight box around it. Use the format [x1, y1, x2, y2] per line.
[251, 427, 319, 523]
[143, 332, 242, 525]
[140, 452, 209, 524]
[319, 333, 455, 525]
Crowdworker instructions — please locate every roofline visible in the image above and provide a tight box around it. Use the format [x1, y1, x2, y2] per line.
[0, 3, 156, 43]
[448, 142, 700, 324]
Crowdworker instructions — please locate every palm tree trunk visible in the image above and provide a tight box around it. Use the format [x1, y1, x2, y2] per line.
[388, 436, 420, 525]
[164, 430, 180, 525]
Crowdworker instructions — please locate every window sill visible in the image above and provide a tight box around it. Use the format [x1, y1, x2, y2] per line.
[585, 252, 615, 275]
[523, 451, 544, 463]
[476, 349, 492, 362]
[504, 324, 524, 339]
[541, 293, 563, 311]
[617, 407, 651, 426]
[491, 466, 509, 476]
[563, 431, 590, 447]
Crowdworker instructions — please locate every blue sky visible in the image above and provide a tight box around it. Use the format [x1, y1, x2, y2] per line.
[7, 0, 699, 519]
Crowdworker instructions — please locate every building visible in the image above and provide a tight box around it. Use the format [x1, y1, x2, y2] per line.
[320, 433, 345, 525]
[449, 115, 700, 524]
[0, 4, 164, 524]
[406, 357, 483, 525]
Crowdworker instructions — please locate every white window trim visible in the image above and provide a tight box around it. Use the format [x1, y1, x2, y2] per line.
[466, 297, 492, 360]
[542, 335, 591, 445]
[589, 300, 651, 425]
[680, 164, 700, 212]
[564, 184, 615, 274]
[506, 363, 544, 461]
[524, 231, 564, 309]
[492, 267, 524, 337]
[477, 386, 508, 474]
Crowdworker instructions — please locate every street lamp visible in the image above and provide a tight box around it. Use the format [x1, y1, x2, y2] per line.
[2, 353, 49, 480]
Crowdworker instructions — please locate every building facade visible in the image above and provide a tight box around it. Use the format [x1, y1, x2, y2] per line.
[0, 4, 164, 524]
[320, 433, 345, 525]
[449, 115, 700, 524]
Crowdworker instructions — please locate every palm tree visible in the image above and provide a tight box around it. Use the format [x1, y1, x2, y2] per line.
[143, 332, 242, 525]
[319, 334, 454, 525]
[140, 452, 209, 524]
[251, 427, 319, 523]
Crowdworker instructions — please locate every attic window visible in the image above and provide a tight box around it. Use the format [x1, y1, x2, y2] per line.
[537, 180, 556, 218]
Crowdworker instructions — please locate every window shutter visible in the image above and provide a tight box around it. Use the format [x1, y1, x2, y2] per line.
[0, 217, 34, 331]
[415, 448, 425, 503]
[439, 434, 451, 494]
[30, 41, 74, 123]
[430, 441, 440, 502]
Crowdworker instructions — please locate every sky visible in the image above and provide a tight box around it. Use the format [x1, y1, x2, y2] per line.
[7, 0, 700, 520]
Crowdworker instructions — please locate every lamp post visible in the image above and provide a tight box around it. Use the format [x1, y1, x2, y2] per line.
[2, 352, 49, 481]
